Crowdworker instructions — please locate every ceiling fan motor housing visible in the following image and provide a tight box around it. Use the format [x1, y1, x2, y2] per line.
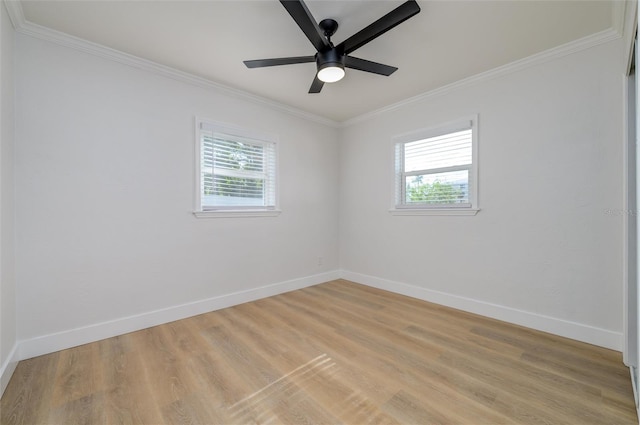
[316, 48, 345, 83]
[317, 48, 344, 70]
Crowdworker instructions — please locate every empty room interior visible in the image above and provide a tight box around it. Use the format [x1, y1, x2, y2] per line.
[1, 0, 640, 423]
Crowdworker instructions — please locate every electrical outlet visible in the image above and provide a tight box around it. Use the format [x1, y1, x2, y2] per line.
[317, 257, 323, 266]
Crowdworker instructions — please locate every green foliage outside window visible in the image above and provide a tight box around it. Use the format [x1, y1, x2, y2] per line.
[406, 177, 464, 204]
[213, 176, 263, 198]
[202, 137, 265, 199]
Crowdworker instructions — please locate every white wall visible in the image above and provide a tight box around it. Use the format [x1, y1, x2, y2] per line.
[14, 34, 339, 352]
[10, 26, 628, 358]
[340, 39, 625, 349]
[0, 0, 16, 395]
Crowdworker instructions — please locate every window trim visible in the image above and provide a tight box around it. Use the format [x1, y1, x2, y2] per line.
[193, 117, 281, 218]
[390, 115, 480, 216]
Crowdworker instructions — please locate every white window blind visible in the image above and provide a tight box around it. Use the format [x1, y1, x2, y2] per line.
[198, 122, 276, 211]
[394, 119, 476, 209]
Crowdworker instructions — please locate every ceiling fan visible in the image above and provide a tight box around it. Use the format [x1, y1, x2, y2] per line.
[243, 0, 421, 93]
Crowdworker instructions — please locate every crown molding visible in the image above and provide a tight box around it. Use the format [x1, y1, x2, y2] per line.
[3, 0, 24, 29]
[612, 0, 628, 37]
[5, 0, 625, 128]
[342, 28, 622, 127]
[6, 1, 339, 129]
[619, 0, 637, 75]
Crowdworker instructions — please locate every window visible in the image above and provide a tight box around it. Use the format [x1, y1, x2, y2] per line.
[393, 117, 478, 215]
[195, 119, 278, 217]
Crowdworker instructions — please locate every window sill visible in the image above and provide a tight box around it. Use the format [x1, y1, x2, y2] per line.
[389, 208, 480, 216]
[193, 209, 282, 219]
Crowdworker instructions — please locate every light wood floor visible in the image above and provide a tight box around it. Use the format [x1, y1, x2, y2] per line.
[1, 279, 637, 424]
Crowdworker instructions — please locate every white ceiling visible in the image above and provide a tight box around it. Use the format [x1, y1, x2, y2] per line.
[18, 0, 618, 122]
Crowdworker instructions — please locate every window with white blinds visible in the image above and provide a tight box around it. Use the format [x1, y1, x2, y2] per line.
[394, 117, 478, 211]
[196, 120, 277, 213]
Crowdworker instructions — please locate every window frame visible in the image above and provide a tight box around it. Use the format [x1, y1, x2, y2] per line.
[194, 118, 280, 218]
[390, 115, 480, 216]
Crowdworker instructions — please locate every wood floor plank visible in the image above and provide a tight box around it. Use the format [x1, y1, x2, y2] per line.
[98, 335, 165, 425]
[50, 344, 103, 408]
[383, 389, 456, 425]
[125, 326, 201, 417]
[162, 392, 225, 425]
[269, 291, 516, 424]
[48, 392, 106, 425]
[404, 324, 604, 400]
[1, 280, 636, 424]
[437, 349, 612, 425]
[0, 353, 59, 425]
[248, 296, 401, 409]
[471, 320, 623, 366]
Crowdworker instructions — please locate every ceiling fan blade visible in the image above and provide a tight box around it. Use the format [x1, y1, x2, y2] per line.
[309, 75, 324, 93]
[244, 56, 316, 68]
[280, 0, 330, 52]
[344, 56, 398, 76]
[337, 0, 420, 55]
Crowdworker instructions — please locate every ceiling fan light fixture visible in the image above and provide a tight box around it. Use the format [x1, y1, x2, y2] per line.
[317, 64, 345, 83]
[316, 48, 345, 83]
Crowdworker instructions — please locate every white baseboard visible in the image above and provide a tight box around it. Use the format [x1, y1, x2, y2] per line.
[12, 268, 623, 364]
[0, 343, 19, 398]
[630, 367, 639, 420]
[18, 270, 341, 361]
[340, 270, 623, 351]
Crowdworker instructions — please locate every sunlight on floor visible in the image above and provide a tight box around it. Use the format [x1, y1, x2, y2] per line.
[228, 353, 338, 422]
